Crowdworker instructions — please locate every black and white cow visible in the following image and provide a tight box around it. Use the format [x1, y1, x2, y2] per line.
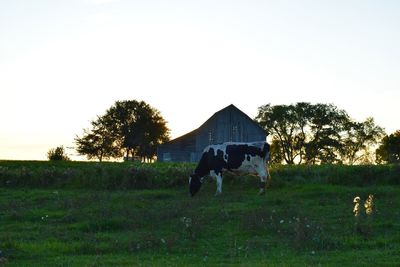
[189, 141, 271, 196]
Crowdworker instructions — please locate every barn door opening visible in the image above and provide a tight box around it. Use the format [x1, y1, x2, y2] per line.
[208, 130, 214, 144]
[231, 125, 238, 142]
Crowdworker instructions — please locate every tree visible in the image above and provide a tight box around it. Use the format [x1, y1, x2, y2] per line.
[102, 100, 170, 161]
[256, 102, 350, 164]
[255, 103, 311, 164]
[47, 146, 70, 161]
[340, 118, 385, 164]
[304, 103, 350, 164]
[269, 136, 285, 164]
[75, 116, 121, 162]
[75, 100, 170, 162]
[255, 102, 384, 165]
[376, 130, 400, 164]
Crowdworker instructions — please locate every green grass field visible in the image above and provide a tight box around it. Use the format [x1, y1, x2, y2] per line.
[0, 162, 399, 266]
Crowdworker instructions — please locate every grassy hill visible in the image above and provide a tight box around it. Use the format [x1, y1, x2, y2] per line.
[0, 161, 399, 266]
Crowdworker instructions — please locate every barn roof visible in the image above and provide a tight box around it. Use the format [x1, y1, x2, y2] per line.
[200, 104, 265, 133]
[164, 104, 265, 146]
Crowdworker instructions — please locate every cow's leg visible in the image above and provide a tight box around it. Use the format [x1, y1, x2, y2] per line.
[255, 165, 268, 195]
[211, 170, 223, 196]
[216, 174, 223, 196]
[259, 180, 266, 195]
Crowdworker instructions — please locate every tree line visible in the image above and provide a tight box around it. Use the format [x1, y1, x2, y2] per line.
[49, 100, 398, 164]
[255, 102, 397, 164]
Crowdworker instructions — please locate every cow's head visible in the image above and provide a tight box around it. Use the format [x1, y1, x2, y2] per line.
[189, 174, 202, 197]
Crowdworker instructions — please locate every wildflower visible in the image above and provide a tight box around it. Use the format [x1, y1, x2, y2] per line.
[364, 194, 374, 215]
[180, 217, 192, 228]
[353, 196, 361, 217]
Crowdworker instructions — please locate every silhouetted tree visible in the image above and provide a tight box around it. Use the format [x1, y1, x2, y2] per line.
[256, 102, 383, 165]
[256, 103, 311, 164]
[256, 103, 350, 164]
[269, 136, 285, 164]
[376, 130, 400, 164]
[340, 118, 385, 164]
[75, 116, 121, 162]
[76, 100, 170, 162]
[304, 103, 349, 164]
[102, 100, 170, 161]
[47, 146, 70, 161]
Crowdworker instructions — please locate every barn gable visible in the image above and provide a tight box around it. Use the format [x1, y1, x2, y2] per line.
[157, 104, 267, 162]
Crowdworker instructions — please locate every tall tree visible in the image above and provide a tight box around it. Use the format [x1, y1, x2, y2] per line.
[256, 103, 311, 164]
[269, 136, 285, 164]
[304, 103, 349, 164]
[75, 116, 121, 162]
[340, 118, 385, 164]
[256, 102, 386, 165]
[376, 130, 400, 164]
[75, 100, 170, 162]
[101, 100, 170, 161]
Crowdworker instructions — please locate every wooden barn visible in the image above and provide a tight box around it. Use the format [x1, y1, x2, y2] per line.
[157, 104, 267, 162]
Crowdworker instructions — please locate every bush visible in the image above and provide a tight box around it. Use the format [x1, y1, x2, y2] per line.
[47, 146, 70, 161]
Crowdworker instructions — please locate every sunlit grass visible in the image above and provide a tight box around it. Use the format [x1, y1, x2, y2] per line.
[1, 182, 399, 266]
[0, 162, 399, 265]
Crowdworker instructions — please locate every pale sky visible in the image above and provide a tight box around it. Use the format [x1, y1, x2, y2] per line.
[1, 0, 399, 160]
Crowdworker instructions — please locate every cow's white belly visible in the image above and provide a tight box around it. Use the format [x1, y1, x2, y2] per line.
[236, 164, 257, 173]
[225, 157, 263, 175]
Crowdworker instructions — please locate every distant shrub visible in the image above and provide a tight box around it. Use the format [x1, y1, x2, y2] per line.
[47, 146, 70, 161]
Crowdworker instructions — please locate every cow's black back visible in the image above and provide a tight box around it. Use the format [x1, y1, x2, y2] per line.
[194, 142, 270, 177]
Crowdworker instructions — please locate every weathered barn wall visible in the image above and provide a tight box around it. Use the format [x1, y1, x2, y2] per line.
[157, 104, 266, 162]
[157, 130, 197, 162]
